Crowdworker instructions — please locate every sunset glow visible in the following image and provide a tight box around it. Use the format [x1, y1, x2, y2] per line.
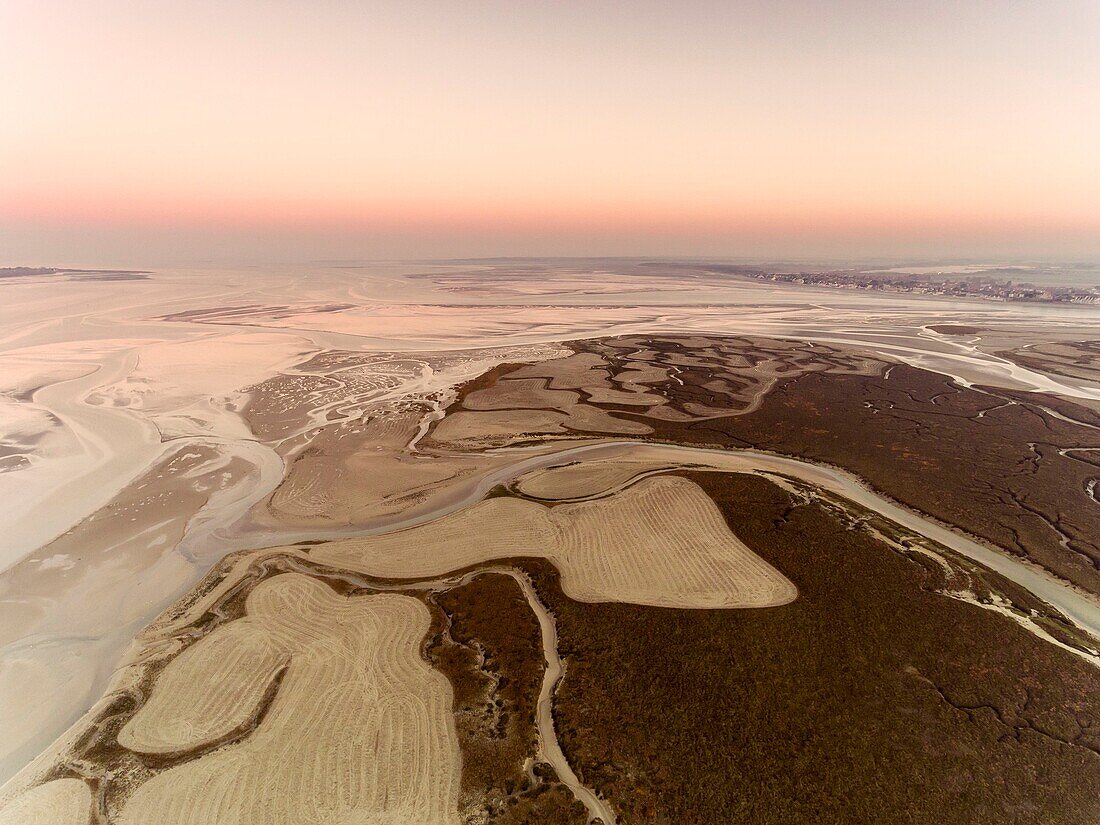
[3, 3, 1100, 812]
[3, 1, 1098, 262]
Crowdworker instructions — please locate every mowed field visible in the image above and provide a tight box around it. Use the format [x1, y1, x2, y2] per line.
[11, 469, 790, 822]
[8, 332, 1097, 824]
[516, 460, 675, 500]
[313, 474, 797, 609]
[0, 778, 90, 825]
[117, 574, 461, 825]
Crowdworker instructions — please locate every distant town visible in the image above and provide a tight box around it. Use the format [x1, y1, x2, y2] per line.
[714, 266, 1100, 304]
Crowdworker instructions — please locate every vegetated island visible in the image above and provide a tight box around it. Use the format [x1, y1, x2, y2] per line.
[0, 267, 151, 281]
[705, 264, 1100, 304]
[4, 333, 1099, 825]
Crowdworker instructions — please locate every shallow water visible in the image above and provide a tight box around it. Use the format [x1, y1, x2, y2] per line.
[1, 260, 1098, 787]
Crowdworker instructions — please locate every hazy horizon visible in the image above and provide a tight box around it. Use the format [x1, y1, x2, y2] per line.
[3, 1, 1099, 263]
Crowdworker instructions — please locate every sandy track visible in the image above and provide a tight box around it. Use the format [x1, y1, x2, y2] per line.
[5, 264, 1098, 801]
[516, 460, 674, 500]
[431, 406, 652, 445]
[118, 573, 461, 825]
[506, 570, 618, 824]
[0, 778, 90, 825]
[313, 475, 797, 609]
[508, 352, 612, 389]
[580, 385, 667, 405]
[463, 377, 581, 411]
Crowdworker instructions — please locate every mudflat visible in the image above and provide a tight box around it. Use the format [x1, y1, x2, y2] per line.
[4, 306, 1100, 825]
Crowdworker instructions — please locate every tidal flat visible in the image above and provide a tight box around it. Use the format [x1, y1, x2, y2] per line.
[1, 260, 1098, 823]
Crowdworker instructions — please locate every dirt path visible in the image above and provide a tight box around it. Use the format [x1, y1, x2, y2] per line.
[393, 565, 616, 824]
[494, 441, 1100, 642]
[508, 570, 617, 825]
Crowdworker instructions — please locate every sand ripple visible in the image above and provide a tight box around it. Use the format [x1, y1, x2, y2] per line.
[118, 574, 460, 825]
[313, 475, 797, 609]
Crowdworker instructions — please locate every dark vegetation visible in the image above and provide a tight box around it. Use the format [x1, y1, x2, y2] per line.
[576, 336, 1100, 596]
[522, 473, 1100, 824]
[428, 573, 588, 824]
[689, 365, 1100, 594]
[58, 332, 1097, 822]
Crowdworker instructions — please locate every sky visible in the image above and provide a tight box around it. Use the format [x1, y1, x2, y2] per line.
[2, 0, 1099, 265]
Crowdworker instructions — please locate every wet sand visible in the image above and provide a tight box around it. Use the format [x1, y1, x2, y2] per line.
[1, 260, 1098, 794]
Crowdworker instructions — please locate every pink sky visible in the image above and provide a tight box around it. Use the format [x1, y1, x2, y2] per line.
[2, 1, 1098, 263]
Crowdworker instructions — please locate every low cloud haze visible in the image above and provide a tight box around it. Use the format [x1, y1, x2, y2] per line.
[2, 1, 1098, 264]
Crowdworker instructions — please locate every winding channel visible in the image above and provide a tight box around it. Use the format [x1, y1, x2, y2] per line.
[507, 569, 615, 825]
[447, 568, 614, 824]
[280, 559, 617, 824]
[246, 434, 1100, 820]
[225, 432, 1100, 822]
[246, 439, 1100, 642]
[523, 442, 1100, 641]
[362, 437, 1100, 817]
